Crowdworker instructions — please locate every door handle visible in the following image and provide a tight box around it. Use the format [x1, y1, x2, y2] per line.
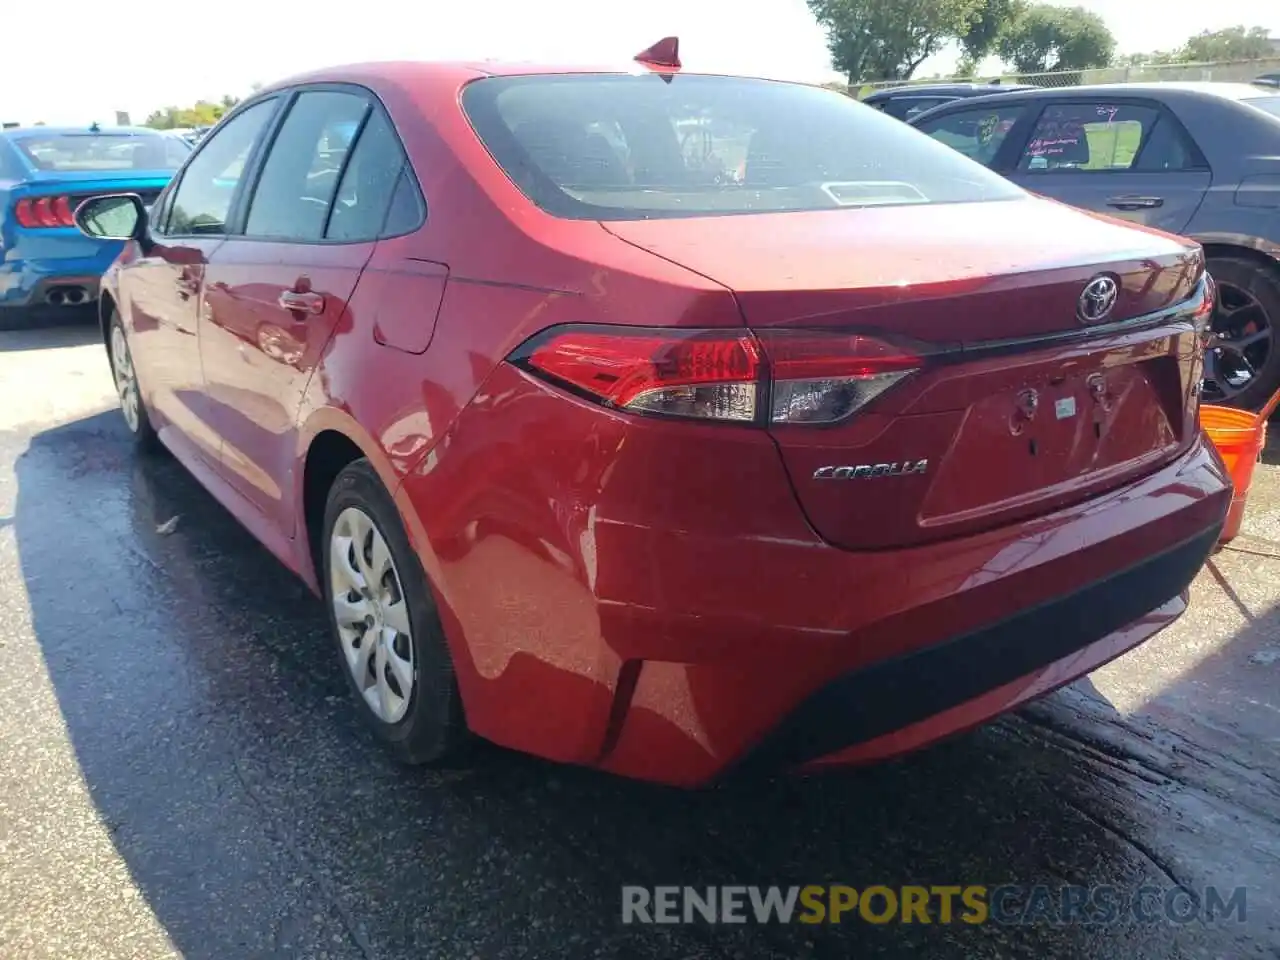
[1106, 195, 1164, 210]
[277, 290, 325, 315]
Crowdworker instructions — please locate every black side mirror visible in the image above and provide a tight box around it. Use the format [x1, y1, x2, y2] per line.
[73, 193, 147, 242]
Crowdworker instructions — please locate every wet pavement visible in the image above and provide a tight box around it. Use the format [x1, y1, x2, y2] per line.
[1, 323, 1278, 959]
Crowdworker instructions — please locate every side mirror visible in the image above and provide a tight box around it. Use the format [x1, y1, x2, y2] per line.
[73, 193, 147, 242]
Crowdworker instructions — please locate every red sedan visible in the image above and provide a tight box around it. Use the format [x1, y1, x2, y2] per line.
[74, 44, 1230, 786]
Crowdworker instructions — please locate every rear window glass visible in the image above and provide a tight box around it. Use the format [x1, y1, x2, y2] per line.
[461, 74, 1024, 220]
[13, 133, 189, 172]
[1243, 95, 1280, 120]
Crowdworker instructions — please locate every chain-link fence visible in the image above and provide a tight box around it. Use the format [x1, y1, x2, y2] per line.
[846, 56, 1280, 99]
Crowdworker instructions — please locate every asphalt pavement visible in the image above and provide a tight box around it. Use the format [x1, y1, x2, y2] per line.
[1, 322, 1277, 960]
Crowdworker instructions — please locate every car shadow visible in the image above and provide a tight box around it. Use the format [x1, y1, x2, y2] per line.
[11, 409, 1272, 960]
[0, 316, 100, 352]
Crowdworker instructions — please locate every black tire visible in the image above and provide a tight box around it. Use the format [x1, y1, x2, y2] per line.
[106, 311, 162, 453]
[1204, 255, 1280, 411]
[322, 459, 469, 765]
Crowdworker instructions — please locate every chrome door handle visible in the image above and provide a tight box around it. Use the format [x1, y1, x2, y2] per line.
[1106, 195, 1164, 210]
[277, 290, 325, 315]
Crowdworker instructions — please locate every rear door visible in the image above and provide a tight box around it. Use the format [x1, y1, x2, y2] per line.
[1001, 99, 1211, 234]
[199, 86, 410, 532]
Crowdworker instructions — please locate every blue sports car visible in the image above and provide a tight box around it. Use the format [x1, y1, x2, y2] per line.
[0, 125, 190, 328]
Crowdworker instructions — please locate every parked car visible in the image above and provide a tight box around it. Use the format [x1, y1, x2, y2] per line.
[0, 125, 190, 328]
[910, 82, 1280, 409]
[861, 82, 1036, 121]
[74, 54, 1228, 787]
[1254, 73, 1280, 89]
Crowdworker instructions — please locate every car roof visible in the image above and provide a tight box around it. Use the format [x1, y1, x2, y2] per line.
[262, 59, 677, 92]
[914, 80, 1279, 113]
[863, 83, 1035, 101]
[1, 125, 167, 139]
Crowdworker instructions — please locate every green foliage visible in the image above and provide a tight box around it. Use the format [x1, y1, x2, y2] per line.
[996, 4, 1116, 73]
[1181, 25, 1276, 63]
[143, 95, 240, 130]
[1115, 49, 1180, 67]
[807, 0, 987, 82]
[1119, 25, 1275, 68]
[959, 0, 1026, 68]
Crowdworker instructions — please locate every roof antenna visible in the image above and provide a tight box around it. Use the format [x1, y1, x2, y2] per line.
[634, 36, 681, 71]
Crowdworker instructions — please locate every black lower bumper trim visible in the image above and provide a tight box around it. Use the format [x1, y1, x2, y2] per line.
[739, 523, 1222, 771]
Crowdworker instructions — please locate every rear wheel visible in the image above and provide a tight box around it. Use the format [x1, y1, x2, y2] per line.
[1203, 255, 1280, 411]
[322, 460, 468, 765]
[108, 314, 161, 452]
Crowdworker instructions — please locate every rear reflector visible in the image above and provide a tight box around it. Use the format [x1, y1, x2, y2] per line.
[14, 195, 78, 228]
[511, 325, 920, 425]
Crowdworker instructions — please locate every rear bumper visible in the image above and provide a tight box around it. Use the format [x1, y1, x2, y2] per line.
[0, 243, 116, 308]
[741, 524, 1217, 773]
[400, 365, 1231, 787]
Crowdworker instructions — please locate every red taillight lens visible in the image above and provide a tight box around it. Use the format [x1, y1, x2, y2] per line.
[14, 198, 38, 228]
[512, 325, 921, 425]
[757, 330, 921, 424]
[13, 195, 77, 228]
[520, 327, 761, 422]
[33, 197, 59, 227]
[52, 195, 75, 226]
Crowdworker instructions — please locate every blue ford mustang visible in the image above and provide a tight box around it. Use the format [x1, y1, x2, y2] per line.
[0, 125, 189, 328]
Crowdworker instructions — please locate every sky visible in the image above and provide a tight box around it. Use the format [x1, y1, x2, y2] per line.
[3, 0, 1279, 126]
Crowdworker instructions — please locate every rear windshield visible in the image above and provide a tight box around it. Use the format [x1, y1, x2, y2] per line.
[461, 74, 1024, 220]
[1243, 95, 1280, 120]
[13, 133, 190, 172]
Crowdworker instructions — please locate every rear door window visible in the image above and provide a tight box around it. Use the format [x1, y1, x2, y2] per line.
[914, 104, 1028, 167]
[461, 74, 1024, 220]
[1016, 102, 1158, 172]
[1132, 113, 1207, 171]
[243, 90, 370, 241]
[325, 108, 421, 241]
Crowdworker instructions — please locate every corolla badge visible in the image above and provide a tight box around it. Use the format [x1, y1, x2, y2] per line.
[813, 460, 929, 480]
[1077, 274, 1119, 325]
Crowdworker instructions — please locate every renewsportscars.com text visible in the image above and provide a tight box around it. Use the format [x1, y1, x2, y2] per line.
[621, 884, 1247, 926]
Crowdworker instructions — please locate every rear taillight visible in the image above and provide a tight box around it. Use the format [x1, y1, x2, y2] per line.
[13, 195, 78, 229]
[511, 325, 921, 425]
[521, 328, 761, 422]
[756, 330, 921, 425]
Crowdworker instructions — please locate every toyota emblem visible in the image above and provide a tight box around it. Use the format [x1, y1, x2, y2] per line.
[1078, 274, 1119, 325]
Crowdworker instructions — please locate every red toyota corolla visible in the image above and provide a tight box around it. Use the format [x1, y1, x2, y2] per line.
[75, 44, 1230, 786]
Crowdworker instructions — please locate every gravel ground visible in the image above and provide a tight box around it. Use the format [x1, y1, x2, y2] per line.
[0, 323, 1277, 959]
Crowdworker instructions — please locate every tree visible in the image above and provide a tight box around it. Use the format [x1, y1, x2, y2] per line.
[957, 0, 1026, 74]
[1181, 25, 1276, 63]
[143, 96, 241, 130]
[808, 0, 986, 83]
[997, 4, 1116, 73]
[1116, 49, 1180, 67]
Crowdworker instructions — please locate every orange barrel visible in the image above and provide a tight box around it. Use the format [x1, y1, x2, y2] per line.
[1201, 404, 1268, 544]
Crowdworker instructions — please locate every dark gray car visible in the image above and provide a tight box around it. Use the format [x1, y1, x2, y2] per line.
[861, 82, 1035, 122]
[910, 82, 1280, 409]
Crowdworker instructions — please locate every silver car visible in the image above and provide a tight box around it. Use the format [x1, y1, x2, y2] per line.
[911, 82, 1280, 409]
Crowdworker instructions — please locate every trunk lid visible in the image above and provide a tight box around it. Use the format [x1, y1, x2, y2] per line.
[604, 197, 1207, 549]
[14, 171, 173, 208]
